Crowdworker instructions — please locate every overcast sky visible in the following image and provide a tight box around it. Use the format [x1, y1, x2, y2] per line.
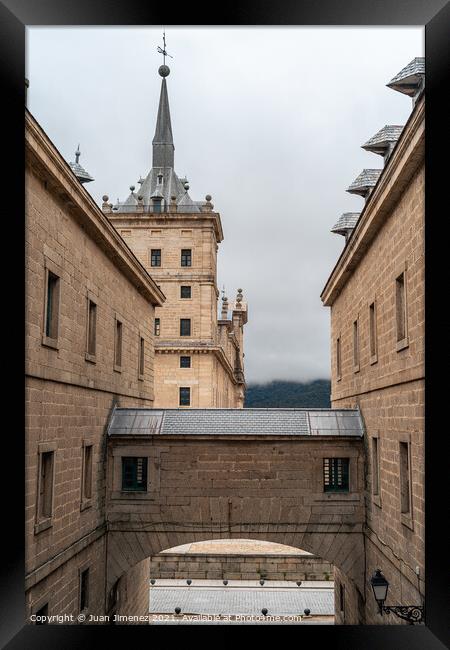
[26, 26, 423, 384]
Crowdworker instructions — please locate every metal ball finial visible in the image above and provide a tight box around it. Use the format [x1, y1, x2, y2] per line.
[159, 65, 170, 78]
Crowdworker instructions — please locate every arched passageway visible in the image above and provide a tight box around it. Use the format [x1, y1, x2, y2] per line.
[106, 407, 366, 621]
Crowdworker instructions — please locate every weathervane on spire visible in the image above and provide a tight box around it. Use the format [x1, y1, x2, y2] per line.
[157, 29, 173, 67]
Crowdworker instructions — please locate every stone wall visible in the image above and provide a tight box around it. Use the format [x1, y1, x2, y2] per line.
[149, 553, 333, 581]
[25, 112, 161, 623]
[333, 565, 364, 625]
[114, 558, 151, 624]
[326, 95, 424, 627]
[27, 535, 106, 623]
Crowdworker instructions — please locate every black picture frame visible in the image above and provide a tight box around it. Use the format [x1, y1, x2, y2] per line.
[1, 0, 449, 647]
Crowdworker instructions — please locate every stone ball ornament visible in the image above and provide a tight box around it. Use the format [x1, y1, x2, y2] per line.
[159, 65, 170, 77]
[205, 194, 212, 202]
[102, 195, 109, 202]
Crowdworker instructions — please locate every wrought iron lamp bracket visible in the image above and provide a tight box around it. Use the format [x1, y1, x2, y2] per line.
[381, 605, 424, 625]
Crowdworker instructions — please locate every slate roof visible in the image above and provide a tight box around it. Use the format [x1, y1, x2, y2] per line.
[362, 125, 404, 155]
[69, 161, 94, 183]
[331, 212, 360, 236]
[387, 57, 425, 96]
[347, 169, 382, 197]
[107, 407, 364, 437]
[148, 584, 335, 617]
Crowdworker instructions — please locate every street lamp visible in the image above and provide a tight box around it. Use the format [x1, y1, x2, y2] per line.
[370, 569, 424, 625]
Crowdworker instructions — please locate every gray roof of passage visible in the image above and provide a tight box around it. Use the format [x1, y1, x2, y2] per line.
[331, 212, 360, 236]
[362, 125, 404, 155]
[346, 169, 382, 196]
[387, 57, 425, 96]
[107, 407, 364, 438]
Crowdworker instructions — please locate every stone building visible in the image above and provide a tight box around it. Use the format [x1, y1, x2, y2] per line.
[321, 58, 425, 624]
[103, 64, 247, 409]
[25, 108, 164, 621]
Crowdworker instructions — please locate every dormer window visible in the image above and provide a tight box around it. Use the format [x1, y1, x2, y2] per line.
[157, 173, 163, 185]
[152, 197, 162, 213]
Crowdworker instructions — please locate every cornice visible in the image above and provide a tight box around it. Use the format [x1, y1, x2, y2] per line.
[107, 211, 224, 243]
[155, 343, 242, 386]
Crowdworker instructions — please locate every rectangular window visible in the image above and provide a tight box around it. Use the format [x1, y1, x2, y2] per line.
[336, 337, 342, 380]
[179, 387, 191, 406]
[44, 271, 60, 340]
[180, 355, 191, 368]
[180, 285, 191, 299]
[339, 583, 345, 618]
[82, 445, 93, 501]
[323, 458, 349, 492]
[139, 337, 145, 376]
[180, 319, 191, 336]
[87, 299, 97, 357]
[399, 442, 411, 514]
[79, 568, 89, 612]
[121, 457, 148, 492]
[371, 437, 379, 496]
[369, 301, 377, 361]
[154, 318, 160, 337]
[181, 249, 192, 267]
[353, 319, 359, 370]
[114, 319, 123, 368]
[151, 249, 161, 267]
[38, 451, 54, 520]
[396, 272, 407, 343]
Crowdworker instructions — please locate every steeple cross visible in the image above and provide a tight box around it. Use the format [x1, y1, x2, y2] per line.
[157, 30, 173, 66]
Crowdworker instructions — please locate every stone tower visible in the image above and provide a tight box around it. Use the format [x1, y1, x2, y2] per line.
[104, 63, 247, 408]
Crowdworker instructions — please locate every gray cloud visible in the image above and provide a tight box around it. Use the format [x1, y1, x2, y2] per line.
[26, 26, 423, 383]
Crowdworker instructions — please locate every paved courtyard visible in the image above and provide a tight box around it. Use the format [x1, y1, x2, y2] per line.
[148, 580, 334, 624]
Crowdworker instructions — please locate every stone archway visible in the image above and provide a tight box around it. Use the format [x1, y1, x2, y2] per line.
[106, 526, 365, 621]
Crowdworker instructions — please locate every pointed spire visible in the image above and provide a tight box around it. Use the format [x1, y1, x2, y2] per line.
[152, 68, 174, 169]
[75, 144, 81, 164]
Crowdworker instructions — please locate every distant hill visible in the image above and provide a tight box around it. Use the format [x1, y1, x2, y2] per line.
[244, 380, 331, 409]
